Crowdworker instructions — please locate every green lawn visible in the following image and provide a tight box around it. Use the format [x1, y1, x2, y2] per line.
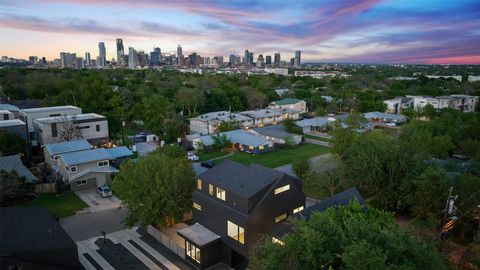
[19, 191, 88, 218]
[304, 134, 332, 142]
[198, 151, 229, 162]
[216, 143, 331, 168]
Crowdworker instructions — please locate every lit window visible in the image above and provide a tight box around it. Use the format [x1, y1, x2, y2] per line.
[293, 206, 304, 214]
[98, 160, 109, 167]
[227, 220, 245, 244]
[272, 237, 285, 246]
[193, 202, 201, 211]
[216, 187, 226, 201]
[259, 145, 265, 150]
[274, 184, 290, 195]
[249, 146, 254, 150]
[197, 179, 202, 190]
[70, 166, 77, 172]
[275, 213, 287, 223]
[186, 241, 201, 263]
[209, 184, 214, 195]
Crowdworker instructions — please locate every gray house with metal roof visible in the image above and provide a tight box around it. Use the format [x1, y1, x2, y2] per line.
[0, 155, 38, 183]
[179, 160, 305, 269]
[56, 146, 133, 190]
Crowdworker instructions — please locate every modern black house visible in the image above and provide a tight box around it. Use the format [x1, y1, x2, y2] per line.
[178, 160, 305, 269]
[0, 207, 80, 270]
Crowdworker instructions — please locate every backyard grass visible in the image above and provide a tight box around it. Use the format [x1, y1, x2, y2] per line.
[198, 151, 230, 162]
[304, 134, 332, 142]
[19, 191, 88, 218]
[216, 143, 331, 168]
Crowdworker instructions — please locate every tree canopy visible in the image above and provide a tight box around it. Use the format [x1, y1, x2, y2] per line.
[251, 202, 450, 270]
[112, 146, 195, 228]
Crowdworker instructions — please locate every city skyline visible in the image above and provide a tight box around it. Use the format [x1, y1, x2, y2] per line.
[1, 0, 479, 64]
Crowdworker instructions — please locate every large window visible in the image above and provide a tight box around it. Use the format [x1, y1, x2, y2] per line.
[275, 213, 287, 223]
[197, 179, 202, 190]
[208, 184, 214, 195]
[293, 206, 304, 214]
[186, 241, 200, 263]
[96, 124, 100, 132]
[216, 187, 226, 201]
[274, 184, 290, 195]
[227, 220, 245, 244]
[70, 166, 77, 173]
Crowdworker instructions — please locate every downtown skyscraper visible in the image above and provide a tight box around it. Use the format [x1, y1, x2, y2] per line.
[97, 42, 106, 68]
[294, 50, 301, 67]
[274, 52, 281, 67]
[116, 39, 124, 64]
[177, 44, 184, 66]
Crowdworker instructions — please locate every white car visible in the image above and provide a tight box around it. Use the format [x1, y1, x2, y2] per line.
[386, 122, 396, 127]
[187, 152, 199, 161]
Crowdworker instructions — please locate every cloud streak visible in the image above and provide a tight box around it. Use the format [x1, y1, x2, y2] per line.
[0, 0, 479, 63]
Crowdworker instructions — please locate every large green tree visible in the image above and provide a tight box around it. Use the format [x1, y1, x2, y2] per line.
[0, 170, 26, 205]
[112, 146, 195, 228]
[251, 202, 449, 270]
[0, 132, 25, 156]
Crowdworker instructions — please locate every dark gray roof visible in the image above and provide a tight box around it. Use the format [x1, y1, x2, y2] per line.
[198, 160, 285, 199]
[272, 187, 365, 238]
[0, 155, 38, 183]
[303, 187, 365, 218]
[251, 125, 294, 140]
[0, 207, 77, 254]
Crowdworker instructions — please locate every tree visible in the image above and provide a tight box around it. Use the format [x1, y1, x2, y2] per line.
[57, 115, 81, 142]
[282, 118, 303, 134]
[292, 158, 310, 178]
[330, 124, 356, 156]
[406, 167, 450, 224]
[422, 104, 437, 119]
[112, 146, 195, 228]
[251, 202, 449, 270]
[305, 166, 346, 198]
[142, 94, 173, 135]
[246, 89, 268, 110]
[212, 134, 231, 151]
[0, 131, 25, 156]
[0, 170, 26, 205]
[217, 121, 238, 132]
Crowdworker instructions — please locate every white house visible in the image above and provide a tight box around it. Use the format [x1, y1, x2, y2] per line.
[241, 108, 300, 127]
[189, 111, 254, 135]
[0, 110, 15, 121]
[43, 139, 92, 168]
[269, 98, 307, 113]
[188, 130, 274, 154]
[33, 113, 109, 146]
[406, 95, 478, 112]
[383, 97, 414, 114]
[19, 105, 82, 140]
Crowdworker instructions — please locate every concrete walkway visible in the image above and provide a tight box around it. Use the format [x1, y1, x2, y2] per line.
[77, 228, 181, 270]
[76, 189, 122, 213]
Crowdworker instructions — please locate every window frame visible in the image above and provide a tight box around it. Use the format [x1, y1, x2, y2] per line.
[216, 187, 226, 201]
[197, 179, 202, 190]
[193, 202, 202, 211]
[97, 160, 109, 167]
[208, 184, 214, 195]
[293, 206, 304, 214]
[274, 184, 290, 195]
[70, 166, 77, 173]
[275, 213, 287, 223]
[75, 179, 87, 186]
[227, 220, 245, 244]
[186, 241, 201, 263]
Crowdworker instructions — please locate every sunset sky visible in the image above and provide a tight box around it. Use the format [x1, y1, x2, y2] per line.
[1, 0, 479, 64]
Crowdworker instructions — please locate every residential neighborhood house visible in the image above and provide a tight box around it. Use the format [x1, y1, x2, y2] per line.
[247, 125, 302, 145]
[178, 161, 305, 269]
[268, 98, 307, 113]
[33, 113, 109, 146]
[0, 119, 28, 141]
[19, 105, 82, 143]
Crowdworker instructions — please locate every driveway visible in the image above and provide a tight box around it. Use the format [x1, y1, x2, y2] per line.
[192, 162, 208, 176]
[76, 189, 121, 212]
[76, 227, 192, 270]
[135, 142, 159, 156]
[61, 207, 128, 241]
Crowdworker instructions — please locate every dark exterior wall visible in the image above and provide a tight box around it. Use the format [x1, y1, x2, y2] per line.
[199, 241, 223, 270]
[4, 247, 80, 270]
[193, 192, 249, 258]
[246, 176, 305, 254]
[195, 180, 249, 213]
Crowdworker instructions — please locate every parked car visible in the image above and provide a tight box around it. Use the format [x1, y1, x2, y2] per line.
[386, 122, 396, 127]
[201, 160, 215, 168]
[97, 184, 112, 198]
[187, 152, 199, 161]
